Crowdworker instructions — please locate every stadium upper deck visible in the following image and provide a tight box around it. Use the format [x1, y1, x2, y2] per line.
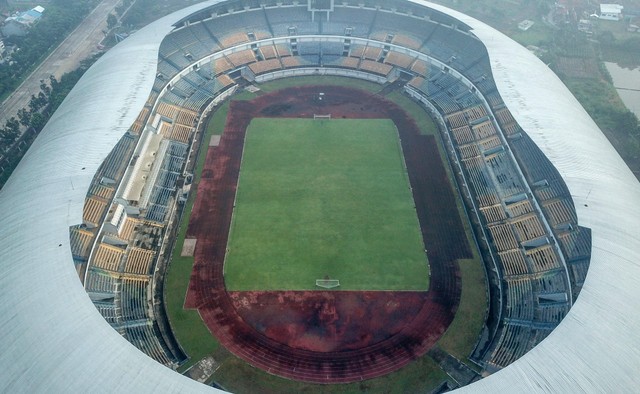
[0, 0, 638, 392]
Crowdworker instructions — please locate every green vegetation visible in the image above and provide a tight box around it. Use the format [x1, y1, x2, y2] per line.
[213, 352, 448, 394]
[206, 102, 232, 137]
[562, 77, 640, 168]
[430, 0, 549, 34]
[431, 126, 487, 365]
[387, 90, 439, 135]
[599, 34, 640, 68]
[563, 77, 631, 126]
[437, 258, 486, 361]
[433, 0, 640, 179]
[595, 21, 640, 68]
[596, 20, 640, 43]
[510, 22, 555, 48]
[515, 22, 640, 176]
[225, 118, 429, 291]
[204, 91, 257, 139]
[0, 55, 101, 188]
[0, 0, 100, 100]
[121, 0, 205, 28]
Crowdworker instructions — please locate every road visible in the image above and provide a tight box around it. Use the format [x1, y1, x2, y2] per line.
[0, 0, 122, 129]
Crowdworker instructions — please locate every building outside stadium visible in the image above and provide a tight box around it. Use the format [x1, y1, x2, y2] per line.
[0, 0, 639, 393]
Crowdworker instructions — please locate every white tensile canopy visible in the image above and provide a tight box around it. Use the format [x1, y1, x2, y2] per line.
[0, 0, 638, 392]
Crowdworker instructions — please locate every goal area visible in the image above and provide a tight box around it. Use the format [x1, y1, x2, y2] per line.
[315, 279, 340, 289]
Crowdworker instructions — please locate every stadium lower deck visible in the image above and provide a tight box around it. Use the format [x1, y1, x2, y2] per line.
[69, 0, 592, 387]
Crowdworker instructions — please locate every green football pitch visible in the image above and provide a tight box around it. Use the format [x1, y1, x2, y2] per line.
[224, 118, 429, 291]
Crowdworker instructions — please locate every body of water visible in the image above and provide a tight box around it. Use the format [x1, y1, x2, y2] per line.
[605, 62, 640, 117]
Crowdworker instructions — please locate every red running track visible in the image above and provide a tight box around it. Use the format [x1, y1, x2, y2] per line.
[184, 86, 469, 383]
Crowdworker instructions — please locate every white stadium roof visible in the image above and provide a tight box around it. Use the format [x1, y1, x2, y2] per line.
[0, 0, 639, 392]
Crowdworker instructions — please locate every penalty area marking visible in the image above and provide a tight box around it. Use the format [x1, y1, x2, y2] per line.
[181, 238, 197, 257]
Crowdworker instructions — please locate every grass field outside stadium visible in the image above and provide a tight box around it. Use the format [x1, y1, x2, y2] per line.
[224, 117, 429, 291]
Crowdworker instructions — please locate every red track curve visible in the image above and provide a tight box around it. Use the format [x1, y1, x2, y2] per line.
[184, 86, 469, 383]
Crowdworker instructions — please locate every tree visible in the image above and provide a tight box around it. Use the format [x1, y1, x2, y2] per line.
[0, 0, 99, 98]
[29, 95, 41, 113]
[49, 75, 59, 90]
[30, 112, 47, 131]
[6, 117, 20, 133]
[107, 13, 118, 29]
[17, 108, 31, 128]
[1, 118, 21, 143]
[0, 129, 14, 145]
[28, 93, 47, 113]
[598, 31, 616, 46]
[39, 79, 52, 98]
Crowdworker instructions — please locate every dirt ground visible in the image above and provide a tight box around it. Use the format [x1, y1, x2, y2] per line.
[185, 85, 470, 383]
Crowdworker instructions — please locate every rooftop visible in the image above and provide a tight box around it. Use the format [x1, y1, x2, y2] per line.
[600, 3, 623, 14]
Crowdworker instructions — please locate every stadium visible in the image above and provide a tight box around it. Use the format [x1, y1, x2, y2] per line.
[0, 0, 639, 392]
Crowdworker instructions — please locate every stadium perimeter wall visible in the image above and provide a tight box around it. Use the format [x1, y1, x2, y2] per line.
[0, 0, 638, 393]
